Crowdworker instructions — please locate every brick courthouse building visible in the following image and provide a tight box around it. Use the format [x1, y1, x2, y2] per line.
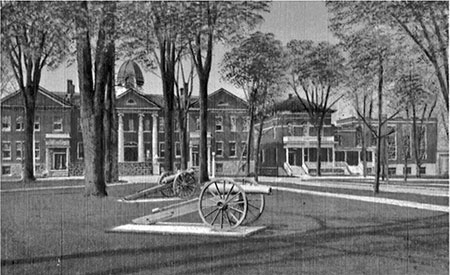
[1, 61, 447, 178]
[1, 83, 252, 178]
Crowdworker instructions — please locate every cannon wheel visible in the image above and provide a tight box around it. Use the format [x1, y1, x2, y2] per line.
[236, 178, 265, 225]
[158, 172, 176, 198]
[198, 179, 247, 229]
[173, 171, 197, 199]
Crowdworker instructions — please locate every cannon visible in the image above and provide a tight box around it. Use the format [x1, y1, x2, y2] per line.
[123, 169, 197, 201]
[129, 178, 271, 230]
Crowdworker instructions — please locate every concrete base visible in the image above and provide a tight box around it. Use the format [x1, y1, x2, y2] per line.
[107, 222, 266, 237]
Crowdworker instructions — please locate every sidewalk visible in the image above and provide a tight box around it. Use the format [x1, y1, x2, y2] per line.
[1, 174, 448, 194]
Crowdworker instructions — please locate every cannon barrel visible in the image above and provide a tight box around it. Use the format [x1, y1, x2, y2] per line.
[207, 183, 271, 195]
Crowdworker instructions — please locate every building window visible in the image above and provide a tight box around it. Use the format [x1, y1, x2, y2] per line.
[159, 117, 165, 133]
[356, 127, 362, 147]
[35, 142, 40, 160]
[128, 119, 135, 132]
[216, 141, 223, 157]
[15, 116, 24, 131]
[2, 142, 11, 160]
[144, 118, 151, 132]
[174, 118, 179, 132]
[387, 126, 397, 161]
[77, 142, 84, 159]
[145, 142, 152, 161]
[403, 167, 412, 175]
[53, 116, 63, 132]
[419, 166, 426, 175]
[287, 122, 294, 136]
[52, 148, 67, 170]
[230, 116, 237, 132]
[335, 151, 345, 162]
[2, 116, 11, 132]
[195, 117, 200, 131]
[402, 125, 411, 159]
[159, 142, 165, 158]
[229, 141, 236, 157]
[34, 116, 40, 131]
[388, 167, 396, 175]
[175, 142, 181, 157]
[418, 126, 427, 160]
[215, 116, 223, 132]
[2, 165, 11, 176]
[124, 142, 138, 162]
[77, 118, 82, 132]
[16, 141, 23, 160]
[216, 163, 223, 173]
[243, 117, 250, 132]
[241, 142, 247, 158]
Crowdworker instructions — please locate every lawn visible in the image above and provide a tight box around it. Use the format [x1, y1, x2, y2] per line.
[1, 181, 448, 274]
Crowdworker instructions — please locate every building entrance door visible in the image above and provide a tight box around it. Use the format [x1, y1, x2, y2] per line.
[192, 145, 199, 167]
[288, 149, 303, 166]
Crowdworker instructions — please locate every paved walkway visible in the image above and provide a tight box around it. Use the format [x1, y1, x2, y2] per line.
[259, 176, 449, 197]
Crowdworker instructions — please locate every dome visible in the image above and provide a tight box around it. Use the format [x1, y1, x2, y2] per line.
[117, 60, 144, 88]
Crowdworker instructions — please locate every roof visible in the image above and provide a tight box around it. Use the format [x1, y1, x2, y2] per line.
[273, 94, 335, 113]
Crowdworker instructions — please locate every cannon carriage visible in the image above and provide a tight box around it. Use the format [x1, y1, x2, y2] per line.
[123, 170, 271, 231]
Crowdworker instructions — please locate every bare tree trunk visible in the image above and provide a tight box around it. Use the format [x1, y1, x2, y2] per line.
[316, 122, 322, 177]
[178, 111, 188, 170]
[374, 55, 384, 194]
[103, 3, 118, 183]
[76, 1, 111, 197]
[361, 122, 367, 177]
[254, 117, 265, 181]
[198, 74, 209, 183]
[246, 106, 255, 176]
[23, 87, 36, 182]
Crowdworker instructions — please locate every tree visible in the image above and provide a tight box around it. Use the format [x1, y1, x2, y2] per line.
[75, 1, 116, 196]
[393, 72, 437, 178]
[174, 60, 196, 170]
[183, 1, 269, 183]
[221, 31, 285, 178]
[1, 1, 70, 182]
[345, 27, 403, 192]
[119, 2, 186, 173]
[326, 1, 448, 110]
[286, 40, 344, 176]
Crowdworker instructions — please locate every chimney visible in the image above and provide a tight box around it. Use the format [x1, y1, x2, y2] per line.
[66, 80, 74, 102]
[288, 94, 293, 99]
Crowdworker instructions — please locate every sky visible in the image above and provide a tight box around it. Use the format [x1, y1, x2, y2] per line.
[40, 1, 337, 99]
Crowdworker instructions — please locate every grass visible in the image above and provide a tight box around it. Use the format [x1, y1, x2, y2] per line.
[1, 181, 448, 274]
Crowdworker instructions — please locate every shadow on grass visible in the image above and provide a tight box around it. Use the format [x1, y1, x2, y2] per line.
[2, 213, 448, 275]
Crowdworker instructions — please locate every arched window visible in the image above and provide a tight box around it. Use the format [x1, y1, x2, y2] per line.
[126, 98, 136, 105]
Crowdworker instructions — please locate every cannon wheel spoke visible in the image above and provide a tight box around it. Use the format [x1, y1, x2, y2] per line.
[198, 179, 247, 229]
[159, 172, 176, 198]
[173, 171, 197, 199]
[236, 178, 265, 225]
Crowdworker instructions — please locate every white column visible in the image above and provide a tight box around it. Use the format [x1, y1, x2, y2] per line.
[118, 113, 124, 162]
[212, 152, 216, 178]
[66, 147, 69, 172]
[189, 145, 193, 167]
[45, 147, 50, 174]
[207, 145, 211, 176]
[302, 147, 306, 165]
[285, 148, 289, 165]
[138, 113, 144, 162]
[152, 113, 159, 174]
[332, 147, 335, 168]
